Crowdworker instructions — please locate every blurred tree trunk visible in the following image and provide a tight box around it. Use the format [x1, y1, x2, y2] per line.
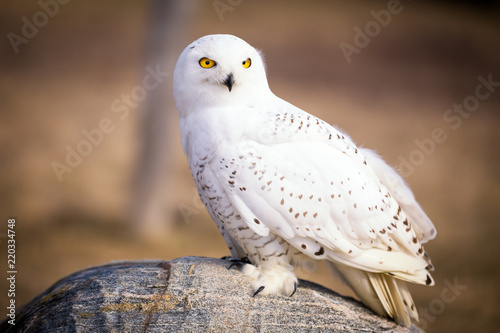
[129, 0, 196, 236]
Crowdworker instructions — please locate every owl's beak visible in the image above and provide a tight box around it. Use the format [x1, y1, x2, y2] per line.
[223, 73, 234, 92]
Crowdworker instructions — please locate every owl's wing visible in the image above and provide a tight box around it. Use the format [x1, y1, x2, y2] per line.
[360, 148, 437, 243]
[209, 108, 433, 285]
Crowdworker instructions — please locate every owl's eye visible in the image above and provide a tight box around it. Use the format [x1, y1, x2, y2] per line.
[199, 57, 216, 68]
[242, 58, 251, 68]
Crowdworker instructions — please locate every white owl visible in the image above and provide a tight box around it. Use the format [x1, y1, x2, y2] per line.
[173, 34, 436, 327]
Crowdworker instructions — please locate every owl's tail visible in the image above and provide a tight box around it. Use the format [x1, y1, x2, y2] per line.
[327, 262, 418, 327]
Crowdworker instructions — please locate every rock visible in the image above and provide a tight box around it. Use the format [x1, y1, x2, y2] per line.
[0, 256, 422, 332]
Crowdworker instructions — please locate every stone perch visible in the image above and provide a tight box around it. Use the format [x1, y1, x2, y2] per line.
[0, 256, 422, 332]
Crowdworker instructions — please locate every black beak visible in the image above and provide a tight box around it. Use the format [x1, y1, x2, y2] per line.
[223, 73, 234, 92]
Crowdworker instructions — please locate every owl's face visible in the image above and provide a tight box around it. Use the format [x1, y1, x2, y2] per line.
[173, 34, 270, 113]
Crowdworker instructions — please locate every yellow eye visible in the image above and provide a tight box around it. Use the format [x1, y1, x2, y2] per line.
[242, 58, 251, 68]
[199, 57, 216, 68]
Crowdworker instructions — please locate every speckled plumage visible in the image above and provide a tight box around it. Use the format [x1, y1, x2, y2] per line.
[173, 34, 436, 327]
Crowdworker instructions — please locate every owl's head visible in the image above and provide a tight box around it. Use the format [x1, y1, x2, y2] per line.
[173, 34, 270, 114]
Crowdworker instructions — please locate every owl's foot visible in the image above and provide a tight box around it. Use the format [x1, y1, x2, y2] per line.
[241, 263, 298, 297]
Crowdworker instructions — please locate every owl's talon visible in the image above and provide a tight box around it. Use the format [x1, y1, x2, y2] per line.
[229, 257, 251, 263]
[289, 282, 297, 297]
[227, 262, 243, 270]
[252, 286, 265, 297]
[226, 257, 252, 270]
[221, 256, 251, 263]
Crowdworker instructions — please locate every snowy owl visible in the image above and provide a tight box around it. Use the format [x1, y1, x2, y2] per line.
[173, 34, 436, 327]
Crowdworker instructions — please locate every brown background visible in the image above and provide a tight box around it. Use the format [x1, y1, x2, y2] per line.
[1, 1, 499, 331]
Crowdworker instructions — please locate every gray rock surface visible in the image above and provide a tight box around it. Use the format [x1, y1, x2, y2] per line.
[0, 256, 422, 332]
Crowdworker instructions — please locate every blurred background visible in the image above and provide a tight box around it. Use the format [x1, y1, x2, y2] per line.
[1, 0, 499, 331]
